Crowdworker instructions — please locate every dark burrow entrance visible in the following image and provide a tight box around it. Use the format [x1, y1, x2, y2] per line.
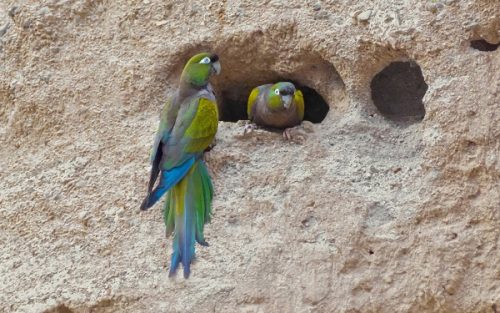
[470, 39, 499, 52]
[370, 61, 428, 121]
[217, 79, 329, 123]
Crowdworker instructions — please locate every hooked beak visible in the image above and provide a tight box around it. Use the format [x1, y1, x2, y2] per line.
[282, 95, 292, 109]
[211, 61, 221, 75]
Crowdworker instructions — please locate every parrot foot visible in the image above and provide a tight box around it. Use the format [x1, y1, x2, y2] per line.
[283, 122, 314, 143]
[243, 123, 258, 136]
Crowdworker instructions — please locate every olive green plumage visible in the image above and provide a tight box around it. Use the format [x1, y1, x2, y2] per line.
[140, 52, 220, 278]
[247, 82, 304, 129]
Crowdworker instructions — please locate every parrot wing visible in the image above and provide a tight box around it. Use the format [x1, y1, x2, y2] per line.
[161, 89, 218, 169]
[141, 89, 218, 210]
[147, 93, 181, 193]
[247, 87, 261, 120]
[294, 89, 305, 121]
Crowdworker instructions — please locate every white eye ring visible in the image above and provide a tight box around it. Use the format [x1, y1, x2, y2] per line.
[199, 57, 211, 64]
[274, 89, 280, 95]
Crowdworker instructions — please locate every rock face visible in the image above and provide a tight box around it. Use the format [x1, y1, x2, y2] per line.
[0, 0, 498, 312]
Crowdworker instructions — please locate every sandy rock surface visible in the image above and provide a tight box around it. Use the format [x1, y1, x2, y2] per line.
[0, 0, 499, 312]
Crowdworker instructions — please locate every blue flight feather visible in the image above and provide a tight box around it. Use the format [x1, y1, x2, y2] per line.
[140, 157, 196, 210]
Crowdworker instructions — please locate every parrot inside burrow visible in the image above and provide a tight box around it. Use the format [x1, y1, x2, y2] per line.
[244, 82, 310, 141]
[140, 52, 221, 278]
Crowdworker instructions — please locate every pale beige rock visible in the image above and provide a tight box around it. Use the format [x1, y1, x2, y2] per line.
[356, 10, 372, 22]
[0, 0, 499, 313]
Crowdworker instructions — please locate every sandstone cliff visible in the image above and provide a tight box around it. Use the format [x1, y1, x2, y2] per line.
[0, 1, 498, 312]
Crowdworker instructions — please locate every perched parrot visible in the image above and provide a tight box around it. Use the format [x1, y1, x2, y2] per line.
[140, 52, 221, 278]
[245, 82, 305, 140]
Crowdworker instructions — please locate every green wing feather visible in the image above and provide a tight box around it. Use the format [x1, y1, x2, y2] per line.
[185, 97, 219, 152]
[164, 189, 175, 237]
[247, 87, 260, 120]
[160, 96, 218, 169]
[192, 161, 213, 245]
[294, 90, 305, 121]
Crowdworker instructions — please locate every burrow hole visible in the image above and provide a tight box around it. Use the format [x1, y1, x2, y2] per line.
[370, 61, 428, 121]
[216, 78, 329, 123]
[470, 39, 499, 52]
[209, 51, 341, 123]
[168, 32, 345, 124]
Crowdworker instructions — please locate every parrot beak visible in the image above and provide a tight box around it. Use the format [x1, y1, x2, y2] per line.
[282, 95, 292, 109]
[211, 61, 221, 75]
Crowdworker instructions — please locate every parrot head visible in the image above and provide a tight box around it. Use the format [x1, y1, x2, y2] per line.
[181, 52, 221, 87]
[268, 82, 296, 110]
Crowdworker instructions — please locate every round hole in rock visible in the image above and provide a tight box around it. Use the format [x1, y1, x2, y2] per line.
[217, 79, 329, 123]
[470, 39, 499, 52]
[370, 61, 428, 120]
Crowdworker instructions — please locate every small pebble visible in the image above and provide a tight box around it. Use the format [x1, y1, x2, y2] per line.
[391, 167, 402, 173]
[314, 11, 329, 20]
[38, 7, 51, 16]
[78, 211, 88, 220]
[357, 10, 372, 22]
[155, 20, 168, 26]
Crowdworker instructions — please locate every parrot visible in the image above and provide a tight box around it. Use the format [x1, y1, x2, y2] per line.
[140, 52, 221, 278]
[244, 82, 305, 140]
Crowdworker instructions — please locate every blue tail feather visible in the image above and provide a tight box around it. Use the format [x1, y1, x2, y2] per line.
[182, 190, 195, 278]
[167, 161, 213, 278]
[168, 240, 180, 278]
[140, 157, 195, 210]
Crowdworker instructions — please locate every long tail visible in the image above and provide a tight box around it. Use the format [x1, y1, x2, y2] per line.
[164, 160, 214, 278]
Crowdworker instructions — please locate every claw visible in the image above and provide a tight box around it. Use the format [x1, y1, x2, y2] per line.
[283, 128, 292, 141]
[243, 123, 258, 136]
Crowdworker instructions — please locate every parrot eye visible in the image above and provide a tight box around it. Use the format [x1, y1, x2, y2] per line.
[199, 57, 211, 64]
[274, 89, 280, 95]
